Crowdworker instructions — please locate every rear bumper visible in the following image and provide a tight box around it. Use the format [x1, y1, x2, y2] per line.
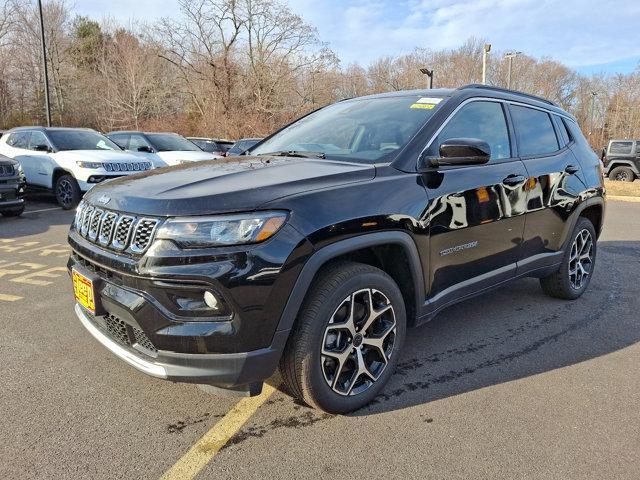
[74, 303, 289, 392]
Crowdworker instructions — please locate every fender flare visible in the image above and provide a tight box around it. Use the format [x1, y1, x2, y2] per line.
[274, 231, 425, 335]
[606, 160, 639, 175]
[564, 196, 606, 242]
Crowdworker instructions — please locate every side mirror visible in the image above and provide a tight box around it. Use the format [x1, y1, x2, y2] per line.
[420, 138, 491, 170]
[137, 145, 153, 153]
[34, 144, 51, 152]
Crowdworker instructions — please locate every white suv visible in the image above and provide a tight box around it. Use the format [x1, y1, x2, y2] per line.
[0, 127, 154, 209]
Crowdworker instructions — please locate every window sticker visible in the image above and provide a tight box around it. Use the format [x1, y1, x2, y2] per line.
[416, 97, 442, 104]
[410, 103, 435, 109]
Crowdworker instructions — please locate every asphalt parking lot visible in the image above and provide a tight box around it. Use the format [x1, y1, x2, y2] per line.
[1, 195, 639, 479]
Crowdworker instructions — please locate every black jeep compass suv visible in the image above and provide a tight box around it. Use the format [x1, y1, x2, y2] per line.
[68, 85, 605, 413]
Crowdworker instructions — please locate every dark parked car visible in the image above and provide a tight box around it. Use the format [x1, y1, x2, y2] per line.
[187, 137, 234, 156]
[602, 139, 640, 181]
[226, 137, 263, 156]
[0, 153, 26, 217]
[68, 84, 605, 413]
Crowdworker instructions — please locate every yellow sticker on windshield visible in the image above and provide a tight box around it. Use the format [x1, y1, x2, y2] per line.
[410, 103, 435, 109]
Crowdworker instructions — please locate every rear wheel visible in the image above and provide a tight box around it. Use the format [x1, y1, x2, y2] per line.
[55, 174, 81, 209]
[540, 217, 597, 300]
[608, 166, 635, 182]
[280, 261, 406, 414]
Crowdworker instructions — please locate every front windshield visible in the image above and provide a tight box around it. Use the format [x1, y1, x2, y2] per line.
[147, 133, 201, 152]
[48, 130, 120, 151]
[251, 95, 444, 163]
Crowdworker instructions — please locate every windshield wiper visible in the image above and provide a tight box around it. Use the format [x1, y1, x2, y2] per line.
[256, 150, 326, 159]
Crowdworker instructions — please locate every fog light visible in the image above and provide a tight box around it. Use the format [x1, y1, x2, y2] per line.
[203, 291, 219, 309]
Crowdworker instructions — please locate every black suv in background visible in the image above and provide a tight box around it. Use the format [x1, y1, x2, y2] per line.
[68, 85, 605, 413]
[0, 153, 26, 217]
[603, 139, 640, 181]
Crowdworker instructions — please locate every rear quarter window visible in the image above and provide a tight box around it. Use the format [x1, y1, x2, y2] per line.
[609, 141, 633, 155]
[510, 105, 559, 156]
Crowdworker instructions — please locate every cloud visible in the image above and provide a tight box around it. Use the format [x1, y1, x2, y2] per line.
[286, 0, 640, 70]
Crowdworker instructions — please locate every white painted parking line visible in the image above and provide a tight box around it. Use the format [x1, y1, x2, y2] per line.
[23, 207, 63, 214]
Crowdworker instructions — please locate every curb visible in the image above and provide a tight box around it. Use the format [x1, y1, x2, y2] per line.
[608, 195, 640, 203]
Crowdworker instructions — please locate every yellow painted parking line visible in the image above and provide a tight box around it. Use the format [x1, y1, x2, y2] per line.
[161, 384, 276, 480]
[0, 293, 23, 302]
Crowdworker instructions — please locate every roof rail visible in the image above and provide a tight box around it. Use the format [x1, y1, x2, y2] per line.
[458, 84, 558, 107]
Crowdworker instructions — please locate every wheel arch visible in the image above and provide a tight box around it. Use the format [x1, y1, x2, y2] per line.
[607, 160, 639, 175]
[275, 231, 426, 335]
[51, 167, 76, 190]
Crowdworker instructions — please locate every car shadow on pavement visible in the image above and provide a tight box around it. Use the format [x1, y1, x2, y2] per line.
[337, 240, 640, 416]
[0, 192, 74, 238]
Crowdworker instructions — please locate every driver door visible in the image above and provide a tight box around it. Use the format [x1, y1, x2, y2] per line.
[420, 99, 529, 310]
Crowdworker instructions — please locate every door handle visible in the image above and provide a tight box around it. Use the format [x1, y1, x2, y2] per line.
[502, 174, 526, 186]
[565, 164, 580, 174]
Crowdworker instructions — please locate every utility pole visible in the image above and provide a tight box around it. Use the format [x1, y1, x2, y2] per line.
[482, 44, 491, 85]
[419, 68, 434, 89]
[589, 91, 597, 141]
[504, 51, 522, 90]
[37, 0, 52, 127]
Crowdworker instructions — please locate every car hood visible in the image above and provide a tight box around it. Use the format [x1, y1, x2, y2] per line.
[0, 153, 17, 165]
[83, 156, 376, 216]
[53, 150, 148, 163]
[155, 151, 221, 163]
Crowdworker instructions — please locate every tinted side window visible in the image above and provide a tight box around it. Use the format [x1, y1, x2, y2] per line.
[433, 101, 511, 160]
[609, 141, 633, 155]
[511, 105, 559, 156]
[109, 134, 129, 149]
[8, 132, 30, 149]
[555, 116, 572, 145]
[28, 131, 50, 150]
[129, 134, 152, 151]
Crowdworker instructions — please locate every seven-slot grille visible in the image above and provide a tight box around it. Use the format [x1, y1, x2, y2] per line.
[0, 164, 15, 177]
[75, 202, 159, 254]
[103, 162, 152, 172]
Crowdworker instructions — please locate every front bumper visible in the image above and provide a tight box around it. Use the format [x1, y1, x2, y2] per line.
[0, 178, 26, 209]
[68, 222, 312, 392]
[74, 303, 288, 392]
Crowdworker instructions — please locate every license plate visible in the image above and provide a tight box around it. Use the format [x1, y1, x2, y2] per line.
[73, 269, 96, 314]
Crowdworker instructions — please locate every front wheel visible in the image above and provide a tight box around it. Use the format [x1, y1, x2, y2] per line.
[55, 174, 81, 209]
[540, 217, 597, 300]
[280, 261, 406, 414]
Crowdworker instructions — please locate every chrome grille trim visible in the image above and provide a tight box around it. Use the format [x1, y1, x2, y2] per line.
[74, 202, 160, 254]
[80, 206, 94, 236]
[130, 219, 159, 254]
[88, 209, 104, 241]
[111, 215, 135, 250]
[98, 211, 118, 245]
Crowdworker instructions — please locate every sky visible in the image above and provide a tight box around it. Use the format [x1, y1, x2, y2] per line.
[76, 0, 640, 75]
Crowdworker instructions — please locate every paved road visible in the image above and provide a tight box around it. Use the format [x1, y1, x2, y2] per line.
[1, 195, 639, 479]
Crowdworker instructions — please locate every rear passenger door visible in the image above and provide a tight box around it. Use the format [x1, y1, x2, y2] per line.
[508, 104, 586, 273]
[422, 99, 529, 310]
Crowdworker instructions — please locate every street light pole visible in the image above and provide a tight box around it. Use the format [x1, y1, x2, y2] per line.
[37, 0, 52, 127]
[482, 44, 491, 85]
[504, 51, 522, 90]
[419, 68, 434, 89]
[589, 91, 597, 140]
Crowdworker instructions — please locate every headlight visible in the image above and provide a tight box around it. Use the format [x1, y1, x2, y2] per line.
[156, 211, 288, 248]
[17, 163, 24, 174]
[76, 161, 103, 169]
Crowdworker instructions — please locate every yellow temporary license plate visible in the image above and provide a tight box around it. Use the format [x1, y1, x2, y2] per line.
[73, 269, 95, 314]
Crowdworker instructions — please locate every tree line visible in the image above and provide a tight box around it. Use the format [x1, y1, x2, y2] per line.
[1, 0, 639, 148]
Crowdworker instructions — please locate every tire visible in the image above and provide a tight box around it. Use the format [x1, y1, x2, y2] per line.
[608, 166, 635, 182]
[540, 217, 597, 300]
[55, 174, 81, 209]
[0, 205, 25, 217]
[280, 261, 406, 414]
